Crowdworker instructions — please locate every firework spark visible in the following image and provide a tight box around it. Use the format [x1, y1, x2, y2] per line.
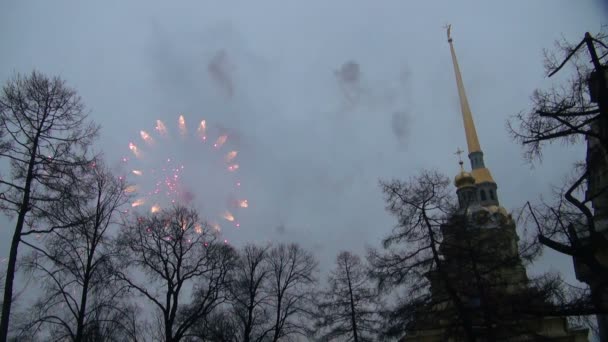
[225, 151, 238, 162]
[198, 120, 207, 141]
[132, 170, 143, 176]
[214, 135, 227, 148]
[151, 204, 161, 213]
[178, 115, 187, 136]
[129, 142, 141, 158]
[124, 185, 138, 193]
[227, 164, 239, 172]
[222, 211, 235, 222]
[132, 198, 145, 207]
[155, 120, 167, 136]
[238, 200, 248, 208]
[140, 130, 154, 145]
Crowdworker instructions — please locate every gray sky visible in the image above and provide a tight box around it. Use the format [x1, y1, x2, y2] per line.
[0, 0, 606, 284]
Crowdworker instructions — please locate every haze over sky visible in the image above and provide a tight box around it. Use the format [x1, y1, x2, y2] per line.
[1, 1, 607, 284]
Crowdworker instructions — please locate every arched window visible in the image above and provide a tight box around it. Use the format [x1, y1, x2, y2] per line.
[480, 190, 487, 201]
[489, 190, 495, 200]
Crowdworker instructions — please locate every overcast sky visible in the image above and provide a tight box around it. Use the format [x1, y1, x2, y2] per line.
[1, 1, 606, 285]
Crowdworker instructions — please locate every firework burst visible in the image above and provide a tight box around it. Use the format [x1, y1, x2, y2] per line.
[121, 115, 247, 233]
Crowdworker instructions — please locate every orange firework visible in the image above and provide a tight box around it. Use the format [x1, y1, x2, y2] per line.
[155, 120, 167, 136]
[140, 130, 154, 145]
[123, 114, 247, 235]
[214, 135, 227, 148]
[178, 115, 187, 136]
[124, 185, 138, 193]
[222, 211, 235, 222]
[131, 198, 145, 207]
[198, 120, 207, 141]
[129, 142, 141, 158]
[225, 151, 238, 162]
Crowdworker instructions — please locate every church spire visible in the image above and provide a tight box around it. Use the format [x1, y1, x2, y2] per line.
[447, 25, 481, 154]
[446, 25, 499, 207]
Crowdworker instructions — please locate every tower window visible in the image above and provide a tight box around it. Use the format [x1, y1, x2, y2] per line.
[480, 190, 487, 201]
[489, 190, 495, 200]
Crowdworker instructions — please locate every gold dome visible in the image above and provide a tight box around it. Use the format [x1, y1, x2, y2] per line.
[454, 169, 475, 188]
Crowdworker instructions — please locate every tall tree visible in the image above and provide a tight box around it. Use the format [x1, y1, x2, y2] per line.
[266, 243, 318, 342]
[230, 244, 272, 342]
[115, 206, 236, 342]
[508, 29, 608, 338]
[0, 71, 99, 340]
[368, 171, 476, 341]
[369, 170, 568, 341]
[316, 251, 380, 342]
[15, 164, 136, 341]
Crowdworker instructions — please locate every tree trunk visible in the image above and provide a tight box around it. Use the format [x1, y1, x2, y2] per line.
[272, 294, 282, 342]
[75, 244, 96, 342]
[345, 263, 359, 342]
[244, 292, 254, 342]
[0, 133, 40, 342]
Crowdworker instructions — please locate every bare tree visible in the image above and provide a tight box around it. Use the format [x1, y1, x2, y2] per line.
[368, 170, 575, 341]
[507, 29, 608, 268]
[115, 206, 236, 342]
[368, 170, 476, 341]
[507, 29, 608, 161]
[508, 29, 608, 338]
[0, 71, 99, 340]
[521, 178, 608, 319]
[316, 251, 380, 342]
[14, 163, 136, 341]
[229, 244, 272, 342]
[266, 243, 318, 342]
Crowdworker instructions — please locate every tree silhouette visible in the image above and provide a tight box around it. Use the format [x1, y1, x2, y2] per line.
[266, 243, 318, 342]
[0, 71, 99, 340]
[15, 164, 137, 341]
[316, 251, 380, 342]
[114, 206, 236, 342]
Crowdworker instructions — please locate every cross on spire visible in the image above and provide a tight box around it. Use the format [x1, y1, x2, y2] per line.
[454, 147, 464, 162]
[455, 148, 465, 170]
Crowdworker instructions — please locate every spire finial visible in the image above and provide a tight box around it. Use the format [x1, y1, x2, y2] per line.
[444, 24, 452, 42]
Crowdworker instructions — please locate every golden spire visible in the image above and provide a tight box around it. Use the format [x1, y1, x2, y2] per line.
[446, 25, 481, 154]
[446, 25, 496, 187]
